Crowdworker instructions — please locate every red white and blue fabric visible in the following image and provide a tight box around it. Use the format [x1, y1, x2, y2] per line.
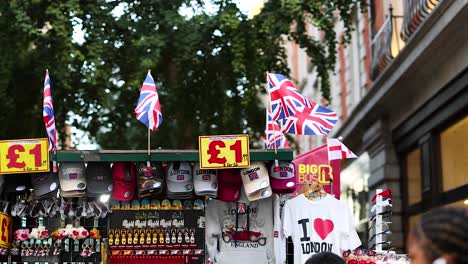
[267, 73, 311, 120]
[327, 138, 357, 161]
[135, 71, 163, 131]
[281, 99, 337, 135]
[43, 70, 57, 151]
[264, 110, 289, 149]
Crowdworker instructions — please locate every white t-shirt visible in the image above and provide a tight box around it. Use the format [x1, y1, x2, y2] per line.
[283, 194, 361, 264]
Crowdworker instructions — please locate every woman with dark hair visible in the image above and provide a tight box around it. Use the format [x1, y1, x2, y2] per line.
[407, 206, 468, 264]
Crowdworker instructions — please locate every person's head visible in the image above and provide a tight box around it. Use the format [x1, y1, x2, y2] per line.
[407, 206, 468, 264]
[305, 252, 345, 264]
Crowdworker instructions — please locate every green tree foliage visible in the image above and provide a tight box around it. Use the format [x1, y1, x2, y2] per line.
[0, 0, 365, 149]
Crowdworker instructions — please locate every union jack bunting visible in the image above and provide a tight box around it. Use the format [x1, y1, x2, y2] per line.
[281, 99, 337, 135]
[43, 69, 57, 151]
[135, 71, 163, 131]
[264, 110, 290, 149]
[267, 73, 311, 120]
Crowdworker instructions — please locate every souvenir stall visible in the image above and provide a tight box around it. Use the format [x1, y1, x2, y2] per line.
[0, 142, 408, 264]
[0, 146, 293, 264]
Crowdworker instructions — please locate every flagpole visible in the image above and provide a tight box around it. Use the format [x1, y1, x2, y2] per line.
[147, 127, 151, 169]
[266, 71, 279, 168]
[146, 69, 152, 170]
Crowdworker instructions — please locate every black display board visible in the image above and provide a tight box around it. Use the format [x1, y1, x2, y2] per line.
[108, 205, 205, 264]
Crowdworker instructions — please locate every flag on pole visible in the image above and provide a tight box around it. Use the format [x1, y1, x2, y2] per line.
[327, 137, 357, 161]
[267, 73, 311, 120]
[43, 69, 57, 151]
[281, 99, 337, 135]
[135, 71, 163, 131]
[264, 110, 289, 149]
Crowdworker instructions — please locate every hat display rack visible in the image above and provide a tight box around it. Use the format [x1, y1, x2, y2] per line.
[0, 148, 293, 264]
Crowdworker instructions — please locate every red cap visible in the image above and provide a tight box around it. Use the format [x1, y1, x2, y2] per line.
[217, 169, 242, 202]
[371, 188, 392, 202]
[270, 162, 296, 194]
[111, 162, 136, 202]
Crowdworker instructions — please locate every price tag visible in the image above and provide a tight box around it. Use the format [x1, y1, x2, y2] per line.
[0, 212, 12, 249]
[199, 134, 250, 169]
[0, 138, 49, 174]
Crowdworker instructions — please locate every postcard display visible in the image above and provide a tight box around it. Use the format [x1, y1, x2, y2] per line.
[108, 200, 206, 264]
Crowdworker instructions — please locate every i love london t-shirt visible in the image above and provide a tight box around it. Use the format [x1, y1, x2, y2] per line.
[282, 194, 361, 264]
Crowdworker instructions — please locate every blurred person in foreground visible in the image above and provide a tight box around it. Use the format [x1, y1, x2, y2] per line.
[305, 252, 345, 264]
[407, 206, 468, 264]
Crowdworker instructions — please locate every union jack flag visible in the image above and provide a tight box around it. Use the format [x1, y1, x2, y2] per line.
[135, 71, 163, 131]
[281, 99, 337, 135]
[264, 110, 289, 149]
[267, 73, 311, 120]
[43, 69, 57, 151]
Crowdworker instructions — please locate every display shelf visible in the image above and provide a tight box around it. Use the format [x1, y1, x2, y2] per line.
[51, 149, 293, 162]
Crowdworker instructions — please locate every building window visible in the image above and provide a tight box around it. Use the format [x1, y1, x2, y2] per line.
[440, 115, 468, 192]
[406, 148, 422, 206]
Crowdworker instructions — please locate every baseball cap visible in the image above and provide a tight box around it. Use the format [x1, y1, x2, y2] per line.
[136, 162, 164, 198]
[86, 162, 113, 197]
[246, 185, 272, 201]
[31, 172, 59, 199]
[111, 162, 136, 202]
[4, 173, 31, 193]
[270, 162, 296, 193]
[240, 161, 270, 195]
[217, 169, 242, 202]
[58, 162, 87, 192]
[193, 163, 218, 197]
[167, 162, 193, 199]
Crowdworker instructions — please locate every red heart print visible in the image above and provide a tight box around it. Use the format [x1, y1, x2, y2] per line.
[313, 218, 334, 240]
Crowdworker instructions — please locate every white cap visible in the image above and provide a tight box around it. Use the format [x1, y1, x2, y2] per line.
[193, 163, 218, 197]
[58, 162, 87, 192]
[246, 185, 272, 201]
[167, 162, 193, 194]
[240, 161, 270, 194]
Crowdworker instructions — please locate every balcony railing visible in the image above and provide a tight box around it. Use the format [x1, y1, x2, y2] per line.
[371, 16, 393, 80]
[401, 0, 441, 41]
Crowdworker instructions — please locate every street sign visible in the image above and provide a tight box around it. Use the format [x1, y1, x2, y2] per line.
[199, 135, 250, 169]
[0, 212, 12, 249]
[0, 138, 50, 174]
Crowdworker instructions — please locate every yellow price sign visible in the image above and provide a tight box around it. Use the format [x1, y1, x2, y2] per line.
[199, 134, 250, 169]
[0, 138, 50, 174]
[0, 212, 12, 249]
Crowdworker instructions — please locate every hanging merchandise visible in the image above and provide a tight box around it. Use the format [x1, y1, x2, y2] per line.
[86, 162, 114, 198]
[217, 169, 243, 202]
[369, 189, 393, 252]
[30, 172, 59, 200]
[269, 162, 296, 194]
[205, 187, 281, 264]
[291, 145, 341, 199]
[193, 163, 218, 198]
[167, 162, 194, 199]
[282, 187, 361, 264]
[136, 162, 164, 198]
[58, 162, 87, 198]
[112, 162, 137, 202]
[342, 249, 409, 264]
[240, 161, 272, 201]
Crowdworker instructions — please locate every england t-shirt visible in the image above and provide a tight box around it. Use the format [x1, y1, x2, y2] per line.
[282, 194, 361, 264]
